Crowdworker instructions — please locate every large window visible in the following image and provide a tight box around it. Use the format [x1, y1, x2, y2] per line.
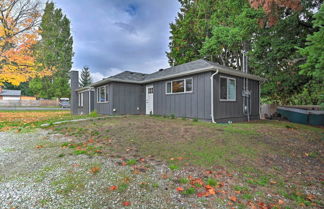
[220, 76, 236, 101]
[78, 93, 83, 107]
[166, 78, 193, 94]
[97, 86, 108, 103]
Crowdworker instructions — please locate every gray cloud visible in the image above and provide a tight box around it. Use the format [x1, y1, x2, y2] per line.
[51, 0, 180, 81]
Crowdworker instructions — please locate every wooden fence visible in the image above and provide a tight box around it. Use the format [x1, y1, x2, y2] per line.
[0, 99, 59, 107]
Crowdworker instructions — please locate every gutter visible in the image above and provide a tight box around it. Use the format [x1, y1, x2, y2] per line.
[210, 69, 219, 123]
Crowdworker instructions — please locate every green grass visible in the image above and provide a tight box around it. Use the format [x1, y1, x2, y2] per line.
[179, 177, 189, 184]
[118, 183, 129, 192]
[247, 176, 270, 186]
[169, 164, 180, 171]
[206, 178, 218, 186]
[51, 174, 86, 195]
[126, 159, 137, 165]
[52, 115, 324, 207]
[182, 187, 196, 195]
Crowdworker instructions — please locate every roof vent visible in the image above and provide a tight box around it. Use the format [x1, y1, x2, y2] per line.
[159, 69, 164, 72]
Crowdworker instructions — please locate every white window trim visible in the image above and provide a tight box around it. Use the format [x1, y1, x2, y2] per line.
[165, 77, 193, 95]
[97, 86, 108, 103]
[219, 76, 236, 102]
[78, 92, 84, 107]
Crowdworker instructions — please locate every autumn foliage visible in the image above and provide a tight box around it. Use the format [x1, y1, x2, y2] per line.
[248, 0, 302, 26]
[0, 0, 51, 86]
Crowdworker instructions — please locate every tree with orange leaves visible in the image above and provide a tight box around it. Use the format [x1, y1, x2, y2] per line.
[249, 0, 302, 27]
[0, 0, 51, 86]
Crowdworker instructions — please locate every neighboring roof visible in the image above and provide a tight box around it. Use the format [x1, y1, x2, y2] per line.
[91, 59, 265, 87]
[0, 89, 21, 96]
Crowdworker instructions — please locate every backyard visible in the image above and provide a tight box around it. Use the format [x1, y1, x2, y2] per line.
[0, 111, 323, 208]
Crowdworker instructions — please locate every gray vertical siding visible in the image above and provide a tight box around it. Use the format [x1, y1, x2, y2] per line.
[152, 72, 212, 120]
[77, 91, 89, 115]
[70, 71, 79, 115]
[112, 82, 145, 115]
[83, 71, 260, 122]
[90, 91, 95, 112]
[213, 73, 259, 122]
[94, 84, 113, 115]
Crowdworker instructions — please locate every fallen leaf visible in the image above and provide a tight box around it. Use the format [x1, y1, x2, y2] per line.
[90, 166, 101, 174]
[170, 158, 175, 161]
[197, 192, 207, 197]
[270, 180, 277, 184]
[207, 187, 216, 195]
[229, 196, 237, 202]
[176, 187, 184, 192]
[278, 199, 284, 205]
[121, 161, 127, 166]
[218, 182, 225, 187]
[306, 194, 316, 201]
[88, 138, 95, 143]
[234, 190, 241, 194]
[122, 201, 131, 206]
[35, 145, 44, 149]
[109, 185, 117, 191]
[161, 174, 168, 179]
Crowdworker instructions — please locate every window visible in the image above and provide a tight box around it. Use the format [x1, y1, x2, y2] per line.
[148, 87, 153, 94]
[97, 86, 108, 103]
[219, 76, 236, 101]
[78, 93, 83, 107]
[166, 78, 193, 94]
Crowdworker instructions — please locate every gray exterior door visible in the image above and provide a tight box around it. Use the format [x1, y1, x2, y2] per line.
[146, 85, 153, 115]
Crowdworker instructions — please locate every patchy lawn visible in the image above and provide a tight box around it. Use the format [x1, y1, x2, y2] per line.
[0, 110, 98, 132]
[1, 114, 323, 208]
[45, 115, 324, 208]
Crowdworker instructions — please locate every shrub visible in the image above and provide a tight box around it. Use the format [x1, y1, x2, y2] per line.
[89, 111, 98, 117]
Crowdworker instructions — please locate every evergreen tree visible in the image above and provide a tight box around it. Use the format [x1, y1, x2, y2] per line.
[30, 1, 73, 98]
[297, 3, 324, 105]
[79, 66, 92, 87]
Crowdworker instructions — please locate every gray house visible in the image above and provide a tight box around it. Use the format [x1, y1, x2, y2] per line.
[71, 59, 264, 123]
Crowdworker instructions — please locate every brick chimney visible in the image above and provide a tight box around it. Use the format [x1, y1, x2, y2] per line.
[70, 71, 79, 115]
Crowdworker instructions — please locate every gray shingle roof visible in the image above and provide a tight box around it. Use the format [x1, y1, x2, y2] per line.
[0, 90, 21, 96]
[109, 71, 147, 81]
[145, 59, 211, 80]
[91, 59, 264, 87]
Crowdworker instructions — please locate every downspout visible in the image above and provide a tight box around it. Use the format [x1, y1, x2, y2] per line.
[88, 89, 91, 114]
[210, 69, 219, 123]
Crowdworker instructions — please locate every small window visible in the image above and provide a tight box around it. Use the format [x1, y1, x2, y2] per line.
[165, 78, 193, 94]
[186, 78, 192, 92]
[97, 86, 108, 103]
[166, 82, 171, 94]
[78, 93, 83, 107]
[148, 87, 153, 94]
[220, 76, 236, 101]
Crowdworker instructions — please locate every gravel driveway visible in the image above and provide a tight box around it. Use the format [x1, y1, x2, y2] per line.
[0, 129, 212, 209]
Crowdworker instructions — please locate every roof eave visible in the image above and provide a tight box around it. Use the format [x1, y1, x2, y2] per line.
[90, 66, 265, 87]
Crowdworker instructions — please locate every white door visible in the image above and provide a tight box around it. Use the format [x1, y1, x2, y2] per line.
[146, 85, 154, 115]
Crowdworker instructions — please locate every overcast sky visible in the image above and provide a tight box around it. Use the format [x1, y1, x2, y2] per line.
[51, 0, 180, 81]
